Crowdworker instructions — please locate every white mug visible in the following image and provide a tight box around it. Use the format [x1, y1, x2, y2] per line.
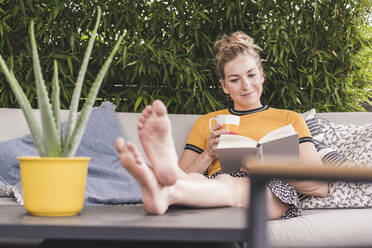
[209, 115, 240, 134]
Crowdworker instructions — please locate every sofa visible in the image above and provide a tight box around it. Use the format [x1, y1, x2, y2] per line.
[0, 107, 372, 247]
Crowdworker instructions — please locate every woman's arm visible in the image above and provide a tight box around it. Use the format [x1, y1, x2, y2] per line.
[179, 123, 229, 174]
[179, 149, 214, 174]
[287, 142, 329, 197]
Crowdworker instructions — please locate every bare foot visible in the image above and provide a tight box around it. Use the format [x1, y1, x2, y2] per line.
[137, 100, 178, 186]
[115, 137, 170, 214]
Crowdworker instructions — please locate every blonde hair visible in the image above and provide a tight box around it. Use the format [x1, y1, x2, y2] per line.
[213, 31, 263, 79]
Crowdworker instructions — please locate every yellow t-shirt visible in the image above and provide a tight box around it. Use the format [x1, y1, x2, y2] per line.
[184, 106, 313, 176]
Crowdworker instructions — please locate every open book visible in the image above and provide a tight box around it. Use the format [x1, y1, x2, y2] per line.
[216, 124, 299, 173]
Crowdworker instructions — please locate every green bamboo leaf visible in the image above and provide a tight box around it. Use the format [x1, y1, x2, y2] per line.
[288, 40, 296, 57]
[125, 61, 137, 68]
[53, 7, 59, 19]
[325, 76, 331, 92]
[179, 73, 184, 83]
[165, 98, 172, 108]
[227, 4, 232, 19]
[145, 37, 156, 56]
[0, 26, 4, 38]
[157, 50, 162, 64]
[30, 20, 61, 156]
[203, 91, 216, 110]
[69, 33, 75, 52]
[19, 0, 25, 15]
[67, 56, 73, 75]
[65, 7, 102, 146]
[143, 96, 148, 106]
[333, 90, 341, 105]
[139, 62, 143, 75]
[194, 30, 199, 47]
[134, 96, 143, 111]
[122, 46, 127, 69]
[334, 67, 346, 75]
[307, 75, 313, 87]
[199, 12, 212, 23]
[53, 54, 68, 59]
[0, 55, 48, 156]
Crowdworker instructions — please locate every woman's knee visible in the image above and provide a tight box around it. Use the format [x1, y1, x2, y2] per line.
[214, 174, 250, 207]
[266, 190, 289, 220]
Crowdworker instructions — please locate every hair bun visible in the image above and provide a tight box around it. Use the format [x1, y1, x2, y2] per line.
[213, 31, 263, 79]
[213, 31, 262, 56]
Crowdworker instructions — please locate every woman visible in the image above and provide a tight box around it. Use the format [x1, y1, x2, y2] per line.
[115, 31, 328, 219]
[180, 31, 328, 196]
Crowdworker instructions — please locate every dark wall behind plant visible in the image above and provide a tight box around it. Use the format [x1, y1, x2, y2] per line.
[0, 0, 371, 113]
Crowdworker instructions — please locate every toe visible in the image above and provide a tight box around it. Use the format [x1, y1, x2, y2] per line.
[115, 137, 126, 153]
[153, 100, 167, 116]
[142, 105, 153, 117]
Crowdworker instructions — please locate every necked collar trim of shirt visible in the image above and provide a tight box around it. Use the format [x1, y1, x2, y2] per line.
[228, 105, 269, 116]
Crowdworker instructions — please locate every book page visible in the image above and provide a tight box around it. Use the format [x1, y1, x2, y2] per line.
[260, 134, 299, 161]
[259, 124, 297, 144]
[217, 134, 257, 149]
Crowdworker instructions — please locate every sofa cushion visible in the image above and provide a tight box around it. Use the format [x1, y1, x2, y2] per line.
[269, 208, 372, 247]
[0, 102, 142, 205]
[301, 112, 372, 209]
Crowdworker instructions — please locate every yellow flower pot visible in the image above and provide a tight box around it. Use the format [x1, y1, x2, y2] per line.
[19, 157, 90, 217]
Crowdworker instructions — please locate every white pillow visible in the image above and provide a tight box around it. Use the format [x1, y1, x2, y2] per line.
[300, 111, 372, 209]
[301, 108, 316, 120]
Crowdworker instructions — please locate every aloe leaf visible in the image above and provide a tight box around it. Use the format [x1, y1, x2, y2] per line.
[0, 55, 48, 156]
[30, 20, 61, 156]
[51, 60, 61, 144]
[64, 7, 101, 145]
[62, 34, 123, 157]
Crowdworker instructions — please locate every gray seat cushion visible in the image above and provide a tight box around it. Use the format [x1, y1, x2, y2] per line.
[269, 208, 372, 247]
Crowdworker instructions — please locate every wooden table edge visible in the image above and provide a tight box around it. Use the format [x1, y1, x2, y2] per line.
[245, 162, 372, 180]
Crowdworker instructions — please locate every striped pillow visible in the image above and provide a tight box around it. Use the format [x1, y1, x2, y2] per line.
[305, 117, 345, 167]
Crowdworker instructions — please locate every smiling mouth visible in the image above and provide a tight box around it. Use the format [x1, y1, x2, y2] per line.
[241, 91, 254, 97]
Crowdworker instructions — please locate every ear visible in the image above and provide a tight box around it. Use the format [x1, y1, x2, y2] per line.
[220, 79, 229, 94]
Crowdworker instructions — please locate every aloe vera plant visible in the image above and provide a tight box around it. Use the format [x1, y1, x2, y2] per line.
[0, 7, 123, 157]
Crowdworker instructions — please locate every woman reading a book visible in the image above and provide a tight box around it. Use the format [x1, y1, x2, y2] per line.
[115, 31, 328, 219]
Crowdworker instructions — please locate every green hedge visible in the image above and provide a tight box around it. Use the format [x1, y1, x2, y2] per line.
[0, 0, 371, 113]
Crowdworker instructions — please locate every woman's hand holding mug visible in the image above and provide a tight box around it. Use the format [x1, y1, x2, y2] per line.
[205, 115, 240, 160]
[209, 115, 240, 135]
[205, 123, 229, 160]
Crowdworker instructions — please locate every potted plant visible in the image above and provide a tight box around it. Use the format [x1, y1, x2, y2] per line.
[0, 7, 123, 216]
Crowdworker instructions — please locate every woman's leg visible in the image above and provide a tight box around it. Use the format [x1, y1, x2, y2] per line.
[116, 140, 287, 219]
[115, 99, 288, 219]
[136, 99, 211, 183]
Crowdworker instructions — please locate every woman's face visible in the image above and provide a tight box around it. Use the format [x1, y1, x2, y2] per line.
[220, 54, 264, 111]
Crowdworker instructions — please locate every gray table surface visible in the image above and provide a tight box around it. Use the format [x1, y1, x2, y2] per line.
[0, 205, 247, 242]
